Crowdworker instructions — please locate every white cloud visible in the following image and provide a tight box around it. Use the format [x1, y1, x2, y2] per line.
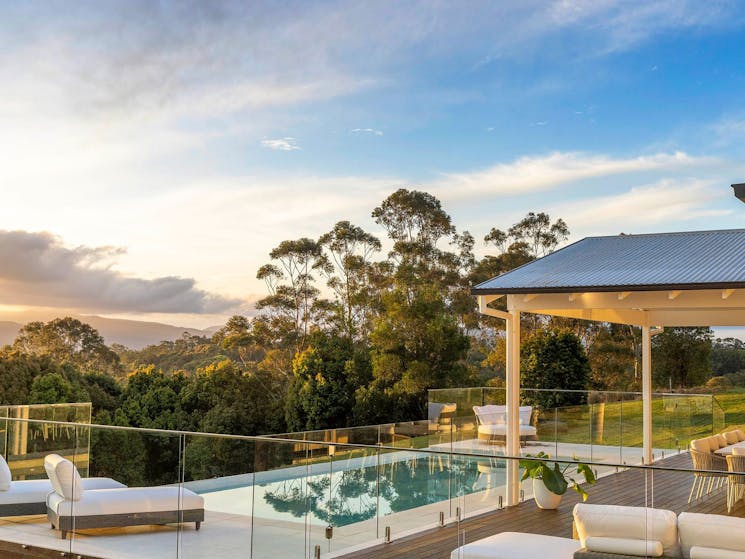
[0, 231, 241, 314]
[260, 137, 301, 151]
[430, 151, 715, 199]
[351, 128, 384, 136]
[549, 178, 733, 235]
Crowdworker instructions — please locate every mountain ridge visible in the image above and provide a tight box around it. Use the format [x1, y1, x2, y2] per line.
[0, 316, 216, 350]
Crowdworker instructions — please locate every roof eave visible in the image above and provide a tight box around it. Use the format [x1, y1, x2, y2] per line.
[470, 281, 745, 296]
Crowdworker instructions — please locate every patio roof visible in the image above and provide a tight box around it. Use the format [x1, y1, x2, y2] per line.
[473, 229, 745, 295]
[473, 229, 745, 327]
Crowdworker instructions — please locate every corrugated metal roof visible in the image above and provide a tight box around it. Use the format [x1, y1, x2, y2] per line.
[472, 229, 745, 294]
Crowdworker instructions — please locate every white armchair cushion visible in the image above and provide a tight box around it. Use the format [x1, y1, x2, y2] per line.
[736, 429, 745, 442]
[44, 454, 83, 501]
[585, 536, 664, 557]
[679, 513, 745, 558]
[690, 546, 745, 559]
[715, 434, 728, 449]
[690, 439, 710, 453]
[724, 431, 740, 445]
[473, 405, 506, 425]
[573, 504, 679, 557]
[0, 455, 11, 491]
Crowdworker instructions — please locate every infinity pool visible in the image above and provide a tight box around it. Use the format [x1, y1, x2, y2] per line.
[197, 452, 505, 526]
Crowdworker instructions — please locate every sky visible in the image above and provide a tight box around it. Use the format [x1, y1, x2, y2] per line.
[1, 0, 745, 332]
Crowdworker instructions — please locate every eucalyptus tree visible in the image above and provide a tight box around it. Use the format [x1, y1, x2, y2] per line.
[317, 221, 382, 340]
[256, 237, 326, 350]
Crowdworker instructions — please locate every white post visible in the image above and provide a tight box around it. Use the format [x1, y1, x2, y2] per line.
[642, 325, 653, 465]
[505, 310, 521, 505]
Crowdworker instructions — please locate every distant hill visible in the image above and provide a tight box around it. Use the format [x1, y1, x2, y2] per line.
[0, 321, 21, 346]
[0, 316, 214, 350]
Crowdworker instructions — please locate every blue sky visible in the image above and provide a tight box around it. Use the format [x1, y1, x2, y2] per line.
[0, 1, 744, 329]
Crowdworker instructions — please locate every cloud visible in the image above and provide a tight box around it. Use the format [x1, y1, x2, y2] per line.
[351, 128, 383, 136]
[260, 137, 301, 151]
[430, 151, 715, 199]
[549, 178, 733, 235]
[0, 231, 241, 314]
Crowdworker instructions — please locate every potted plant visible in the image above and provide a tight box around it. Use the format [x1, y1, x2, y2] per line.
[519, 451, 596, 509]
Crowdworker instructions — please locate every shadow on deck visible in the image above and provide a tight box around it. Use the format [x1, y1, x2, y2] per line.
[339, 452, 745, 559]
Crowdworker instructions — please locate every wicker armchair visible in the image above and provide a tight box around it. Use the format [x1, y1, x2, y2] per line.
[688, 449, 727, 503]
[726, 454, 745, 513]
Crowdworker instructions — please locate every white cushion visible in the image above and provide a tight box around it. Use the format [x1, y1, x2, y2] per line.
[736, 429, 745, 442]
[690, 439, 710, 453]
[573, 504, 679, 557]
[478, 424, 537, 437]
[44, 454, 83, 501]
[690, 546, 745, 559]
[724, 431, 740, 445]
[450, 531, 580, 559]
[473, 405, 506, 425]
[715, 434, 728, 449]
[47, 486, 204, 518]
[679, 513, 745, 558]
[0, 477, 124, 505]
[0, 455, 11, 492]
[585, 536, 663, 557]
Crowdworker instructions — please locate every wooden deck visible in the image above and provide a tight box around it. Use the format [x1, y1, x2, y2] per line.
[340, 452, 745, 559]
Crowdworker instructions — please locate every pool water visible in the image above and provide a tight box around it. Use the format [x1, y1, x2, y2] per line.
[201, 453, 506, 526]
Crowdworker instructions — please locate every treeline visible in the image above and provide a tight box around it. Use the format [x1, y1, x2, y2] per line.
[0, 190, 743, 441]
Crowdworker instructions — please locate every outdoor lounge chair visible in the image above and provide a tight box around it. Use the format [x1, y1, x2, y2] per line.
[0, 454, 124, 517]
[44, 454, 204, 539]
[473, 405, 537, 444]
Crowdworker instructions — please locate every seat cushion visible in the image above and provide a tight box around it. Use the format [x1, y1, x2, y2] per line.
[0, 478, 124, 505]
[478, 424, 537, 437]
[679, 513, 745, 558]
[715, 434, 728, 449]
[573, 504, 679, 558]
[450, 531, 580, 559]
[47, 486, 204, 518]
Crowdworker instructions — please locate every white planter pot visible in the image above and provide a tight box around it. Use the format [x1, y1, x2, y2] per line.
[533, 478, 563, 509]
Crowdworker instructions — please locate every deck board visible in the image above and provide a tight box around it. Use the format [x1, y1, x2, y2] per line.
[338, 452, 745, 559]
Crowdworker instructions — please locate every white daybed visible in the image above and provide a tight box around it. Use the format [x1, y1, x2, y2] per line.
[0, 454, 124, 517]
[473, 405, 537, 444]
[44, 454, 204, 539]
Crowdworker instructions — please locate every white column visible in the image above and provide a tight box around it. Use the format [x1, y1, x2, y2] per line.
[505, 310, 521, 505]
[642, 325, 653, 465]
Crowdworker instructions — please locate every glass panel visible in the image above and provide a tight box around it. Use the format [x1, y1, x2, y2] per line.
[252, 437, 312, 558]
[68, 424, 183, 558]
[181, 432, 255, 559]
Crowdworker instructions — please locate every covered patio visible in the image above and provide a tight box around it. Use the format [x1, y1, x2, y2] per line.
[472, 229, 745, 505]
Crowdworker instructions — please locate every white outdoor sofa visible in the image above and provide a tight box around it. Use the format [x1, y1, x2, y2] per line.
[0, 454, 124, 517]
[44, 454, 204, 540]
[473, 405, 537, 444]
[450, 504, 745, 559]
